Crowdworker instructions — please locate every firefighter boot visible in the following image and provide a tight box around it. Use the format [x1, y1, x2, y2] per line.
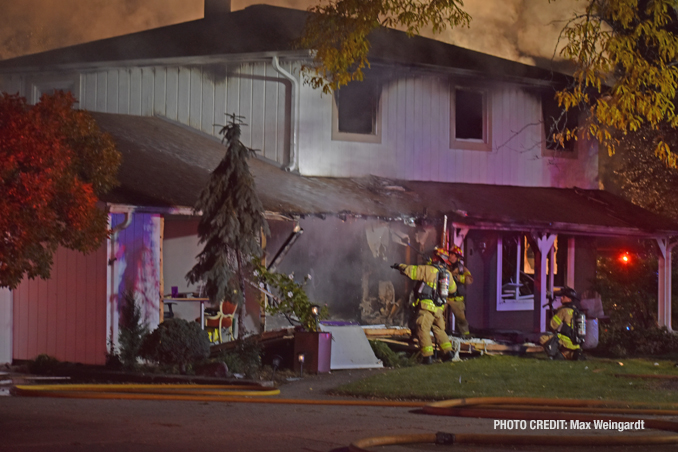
[574, 349, 587, 361]
[441, 351, 454, 362]
[422, 356, 434, 365]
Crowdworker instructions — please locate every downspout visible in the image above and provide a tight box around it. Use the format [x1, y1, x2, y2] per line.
[108, 212, 133, 353]
[666, 241, 678, 332]
[272, 56, 299, 172]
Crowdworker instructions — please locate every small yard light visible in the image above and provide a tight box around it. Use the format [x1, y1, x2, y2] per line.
[297, 353, 305, 377]
[311, 304, 320, 330]
[619, 252, 631, 264]
[271, 355, 282, 380]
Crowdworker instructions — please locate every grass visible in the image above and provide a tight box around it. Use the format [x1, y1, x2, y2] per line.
[331, 354, 678, 405]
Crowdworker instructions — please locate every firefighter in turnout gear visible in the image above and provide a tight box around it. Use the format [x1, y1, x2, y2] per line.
[392, 248, 457, 364]
[540, 287, 587, 361]
[445, 245, 473, 337]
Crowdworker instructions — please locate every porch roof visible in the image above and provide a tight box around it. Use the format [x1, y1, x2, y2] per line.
[94, 112, 678, 239]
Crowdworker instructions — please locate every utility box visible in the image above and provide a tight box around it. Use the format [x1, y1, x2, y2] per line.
[294, 331, 332, 374]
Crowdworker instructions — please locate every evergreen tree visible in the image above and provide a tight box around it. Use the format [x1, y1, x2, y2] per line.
[186, 114, 269, 337]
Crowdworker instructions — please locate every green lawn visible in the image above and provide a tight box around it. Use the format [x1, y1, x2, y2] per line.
[331, 354, 678, 405]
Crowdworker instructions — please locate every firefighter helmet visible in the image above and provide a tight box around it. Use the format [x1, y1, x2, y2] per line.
[559, 286, 580, 302]
[450, 245, 463, 258]
[433, 247, 452, 265]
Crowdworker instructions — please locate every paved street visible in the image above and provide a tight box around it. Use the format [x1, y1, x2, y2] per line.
[1, 369, 677, 452]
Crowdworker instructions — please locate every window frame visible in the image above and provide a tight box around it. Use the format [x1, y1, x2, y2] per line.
[450, 85, 492, 152]
[30, 78, 79, 105]
[331, 81, 382, 144]
[496, 234, 560, 312]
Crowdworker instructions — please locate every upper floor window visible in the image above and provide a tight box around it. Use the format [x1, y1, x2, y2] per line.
[332, 78, 381, 143]
[542, 91, 579, 157]
[450, 87, 491, 151]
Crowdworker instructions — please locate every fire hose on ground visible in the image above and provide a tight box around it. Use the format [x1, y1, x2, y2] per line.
[351, 397, 678, 451]
[14, 384, 678, 449]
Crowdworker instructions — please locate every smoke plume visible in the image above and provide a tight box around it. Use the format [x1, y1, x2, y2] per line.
[1, 0, 582, 70]
[0, 0, 202, 60]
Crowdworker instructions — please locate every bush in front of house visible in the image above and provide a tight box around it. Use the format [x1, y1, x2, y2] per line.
[28, 354, 62, 375]
[118, 291, 149, 369]
[140, 318, 210, 373]
[597, 325, 678, 358]
[368, 340, 417, 368]
[216, 329, 263, 378]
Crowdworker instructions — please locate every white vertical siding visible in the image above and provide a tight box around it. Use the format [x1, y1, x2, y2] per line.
[0, 288, 11, 364]
[12, 244, 108, 365]
[298, 75, 597, 189]
[15, 61, 293, 166]
[0, 60, 596, 188]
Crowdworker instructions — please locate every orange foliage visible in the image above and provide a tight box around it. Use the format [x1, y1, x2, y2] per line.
[0, 91, 120, 289]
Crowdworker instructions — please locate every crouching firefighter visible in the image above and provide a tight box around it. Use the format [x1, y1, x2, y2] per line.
[540, 287, 587, 361]
[392, 248, 457, 364]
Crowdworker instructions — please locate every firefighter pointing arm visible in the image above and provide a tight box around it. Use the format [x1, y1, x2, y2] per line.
[391, 248, 457, 365]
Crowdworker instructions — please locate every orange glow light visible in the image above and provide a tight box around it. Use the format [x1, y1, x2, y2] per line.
[620, 252, 630, 264]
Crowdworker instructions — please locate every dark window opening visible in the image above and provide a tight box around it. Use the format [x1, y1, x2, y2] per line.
[455, 89, 484, 140]
[335, 79, 380, 135]
[542, 91, 578, 151]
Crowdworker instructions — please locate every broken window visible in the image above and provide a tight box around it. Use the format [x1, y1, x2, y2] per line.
[455, 89, 485, 140]
[542, 91, 578, 152]
[497, 234, 565, 311]
[334, 79, 380, 136]
[451, 87, 491, 151]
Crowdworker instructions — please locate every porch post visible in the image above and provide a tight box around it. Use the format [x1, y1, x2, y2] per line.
[530, 233, 557, 333]
[656, 238, 677, 332]
[567, 237, 576, 288]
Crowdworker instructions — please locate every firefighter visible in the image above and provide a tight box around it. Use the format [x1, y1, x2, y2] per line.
[446, 245, 473, 337]
[540, 287, 586, 361]
[391, 248, 457, 364]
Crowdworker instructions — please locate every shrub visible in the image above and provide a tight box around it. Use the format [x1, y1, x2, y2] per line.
[118, 291, 149, 368]
[252, 261, 328, 332]
[140, 319, 210, 373]
[369, 340, 417, 368]
[216, 332, 263, 377]
[597, 326, 678, 357]
[28, 354, 61, 375]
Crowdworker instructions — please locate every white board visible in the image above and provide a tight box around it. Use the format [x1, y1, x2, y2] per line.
[319, 325, 383, 370]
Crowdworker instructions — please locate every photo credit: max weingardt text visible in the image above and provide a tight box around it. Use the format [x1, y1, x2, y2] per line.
[494, 419, 645, 432]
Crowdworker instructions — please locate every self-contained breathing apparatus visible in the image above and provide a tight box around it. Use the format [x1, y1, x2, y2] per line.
[555, 303, 587, 346]
[541, 287, 587, 359]
[413, 264, 451, 307]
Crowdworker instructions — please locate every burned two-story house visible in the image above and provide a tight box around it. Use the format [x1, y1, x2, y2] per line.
[1, 1, 676, 365]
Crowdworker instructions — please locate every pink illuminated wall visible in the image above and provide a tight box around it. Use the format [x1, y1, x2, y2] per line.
[13, 244, 108, 365]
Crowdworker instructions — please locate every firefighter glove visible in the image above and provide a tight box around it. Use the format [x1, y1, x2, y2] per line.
[391, 263, 403, 270]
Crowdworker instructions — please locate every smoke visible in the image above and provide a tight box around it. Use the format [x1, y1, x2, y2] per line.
[441, 0, 582, 67]
[0, 0, 583, 69]
[235, 0, 583, 68]
[0, 0, 202, 60]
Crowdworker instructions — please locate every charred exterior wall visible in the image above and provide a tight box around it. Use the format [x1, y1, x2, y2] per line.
[267, 216, 447, 327]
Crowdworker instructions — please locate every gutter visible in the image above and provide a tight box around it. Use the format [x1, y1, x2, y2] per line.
[271, 55, 300, 172]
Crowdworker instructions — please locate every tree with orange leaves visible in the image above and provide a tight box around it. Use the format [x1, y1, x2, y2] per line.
[0, 91, 121, 289]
